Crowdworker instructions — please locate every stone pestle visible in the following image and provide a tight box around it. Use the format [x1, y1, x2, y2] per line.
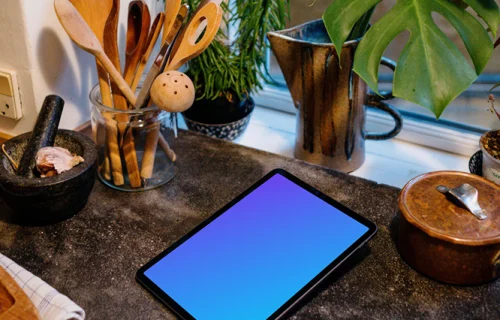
[16, 95, 65, 177]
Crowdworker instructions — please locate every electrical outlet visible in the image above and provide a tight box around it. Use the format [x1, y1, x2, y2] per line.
[0, 69, 22, 120]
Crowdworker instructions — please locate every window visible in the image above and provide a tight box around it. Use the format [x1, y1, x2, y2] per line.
[256, 0, 500, 155]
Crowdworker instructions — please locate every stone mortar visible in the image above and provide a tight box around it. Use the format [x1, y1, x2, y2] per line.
[0, 129, 97, 225]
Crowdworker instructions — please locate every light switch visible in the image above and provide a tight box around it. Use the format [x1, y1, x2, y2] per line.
[0, 69, 22, 120]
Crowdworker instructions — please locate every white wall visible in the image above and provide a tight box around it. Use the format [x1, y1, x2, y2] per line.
[0, 0, 160, 136]
[0, 0, 38, 136]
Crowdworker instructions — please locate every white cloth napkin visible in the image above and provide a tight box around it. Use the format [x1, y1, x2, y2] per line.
[0, 253, 85, 320]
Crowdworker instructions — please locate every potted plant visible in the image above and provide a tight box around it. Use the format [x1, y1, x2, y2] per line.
[180, 0, 289, 141]
[267, 0, 500, 172]
[480, 94, 500, 184]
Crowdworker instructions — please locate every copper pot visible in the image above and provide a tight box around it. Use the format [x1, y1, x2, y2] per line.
[397, 171, 500, 285]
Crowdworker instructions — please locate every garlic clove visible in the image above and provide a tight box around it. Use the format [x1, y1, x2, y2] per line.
[35, 147, 84, 177]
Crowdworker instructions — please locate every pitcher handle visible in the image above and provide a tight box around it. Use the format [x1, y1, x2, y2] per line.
[364, 57, 403, 141]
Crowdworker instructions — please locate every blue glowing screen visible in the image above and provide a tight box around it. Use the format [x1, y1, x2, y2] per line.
[145, 174, 369, 319]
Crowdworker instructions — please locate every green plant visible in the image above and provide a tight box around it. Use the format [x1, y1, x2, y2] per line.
[323, 0, 500, 118]
[182, 0, 289, 101]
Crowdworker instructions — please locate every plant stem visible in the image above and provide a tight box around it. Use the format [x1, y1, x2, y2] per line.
[489, 94, 500, 121]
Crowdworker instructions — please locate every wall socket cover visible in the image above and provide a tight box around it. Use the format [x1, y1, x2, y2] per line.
[0, 69, 22, 120]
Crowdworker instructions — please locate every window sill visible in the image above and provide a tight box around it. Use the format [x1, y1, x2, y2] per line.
[254, 85, 483, 157]
[180, 106, 470, 188]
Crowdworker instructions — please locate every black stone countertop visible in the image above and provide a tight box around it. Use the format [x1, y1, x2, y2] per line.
[1, 131, 499, 319]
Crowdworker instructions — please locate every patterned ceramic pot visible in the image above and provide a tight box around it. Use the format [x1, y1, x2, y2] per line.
[182, 98, 255, 141]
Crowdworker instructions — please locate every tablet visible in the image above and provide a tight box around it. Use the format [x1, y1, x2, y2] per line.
[136, 169, 377, 320]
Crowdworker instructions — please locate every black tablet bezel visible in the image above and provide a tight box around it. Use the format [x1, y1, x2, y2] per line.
[136, 168, 377, 320]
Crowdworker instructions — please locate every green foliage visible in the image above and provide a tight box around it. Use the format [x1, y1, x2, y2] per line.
[183, 0, 289, 100]
[323, 0, 500, 118]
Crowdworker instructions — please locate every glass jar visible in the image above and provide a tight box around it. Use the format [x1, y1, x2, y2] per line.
[90, 85, 176, 192]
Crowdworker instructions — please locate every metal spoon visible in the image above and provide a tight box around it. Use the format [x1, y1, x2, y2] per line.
[436, 184, 487, 220]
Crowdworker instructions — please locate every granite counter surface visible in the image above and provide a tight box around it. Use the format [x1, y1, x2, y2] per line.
[1, 131, 499, 319]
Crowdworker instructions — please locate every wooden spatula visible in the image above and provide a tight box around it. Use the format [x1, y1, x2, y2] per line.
[102, 0, 142, 188]
[163, 0, 181, 44]
[68, 0, 114, 108]
[131, 12, 165, 92]
[103, 0, 128, 111]
[0, 267, 40, 320]
[124, 1, 151, 88]
[166, 1, 223, 71]
[67, 0, 125, 186]
[54, 0, 137, 106]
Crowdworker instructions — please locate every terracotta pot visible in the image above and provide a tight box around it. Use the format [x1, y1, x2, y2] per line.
[268, 19, 402, 173]
[398, 171, 500, 285]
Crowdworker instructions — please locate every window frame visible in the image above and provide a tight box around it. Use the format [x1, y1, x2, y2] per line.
[254, 84, 483, 157]
[254, 0, 500, 158]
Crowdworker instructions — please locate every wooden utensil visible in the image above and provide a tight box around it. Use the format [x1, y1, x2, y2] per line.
[104, 0, 128, 112]
[137, 1, 220, 108]
[123, 1, 151, 88]
[69, 0, 114, 108]
[131, 12, 165, 92]
[68, 0, 125, 186]
[103, 0, 142, 188]
[166, 1, 223, 71]
[162, 0, 181, 44]
[150, 71, 195, 113]
[134, 5, 188, 110]
[158, 134, 176, 162]
[0, 267, 40, 320]
[54, 0, 137, 106]
[140, 2, 222, 180]
[137, 6, 188, 180]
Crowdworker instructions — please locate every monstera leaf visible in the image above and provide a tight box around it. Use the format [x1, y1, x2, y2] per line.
[323, 0, 500, 118]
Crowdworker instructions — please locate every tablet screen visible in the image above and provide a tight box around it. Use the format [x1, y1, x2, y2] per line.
[142, 172, 372, 319]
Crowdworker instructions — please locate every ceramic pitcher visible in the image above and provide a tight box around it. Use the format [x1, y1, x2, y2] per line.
[268, 19, 402, 173]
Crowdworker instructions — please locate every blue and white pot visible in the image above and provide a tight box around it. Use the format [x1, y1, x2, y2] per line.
[182, 96, 255, 141]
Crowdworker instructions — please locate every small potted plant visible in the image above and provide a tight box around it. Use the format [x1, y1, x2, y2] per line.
[480, 95, 500, 184]
[181, 0, 289, 141]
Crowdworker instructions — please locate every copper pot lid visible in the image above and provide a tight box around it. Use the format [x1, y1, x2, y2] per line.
[399, 171, 500, 246]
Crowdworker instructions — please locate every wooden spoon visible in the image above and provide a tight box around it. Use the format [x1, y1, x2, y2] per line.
[123, 1, 151, 87]
[103, 0, 142, 188]
[166, 1, 223, 71]
[68, 0, 125, 186]
[103, 0, 128, 111]
[150, 71, 195, 113]
[131, 12, 165, 92]
[54, 0, 137, 105]
[68, 0, 114, 107]
[162, 0, 181, 44]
